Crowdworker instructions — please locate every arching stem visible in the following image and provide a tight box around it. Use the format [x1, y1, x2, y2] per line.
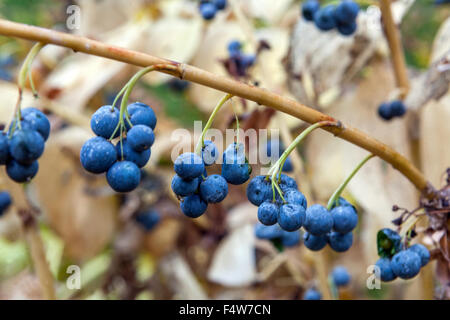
[326, 153, 375, 210]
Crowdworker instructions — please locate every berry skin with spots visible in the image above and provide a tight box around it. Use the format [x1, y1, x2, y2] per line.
[278, 174, 298, 192]
[20, 107, 51, 141]
[90, 105, 120, 139]
[284, 189, 307, 209]
[9, 129, 45, 164]
[246, 176, 273, 206]
[116, 139, 151, 168]
[257, 201, 279, 226]
[331, 205, 358, 234]
[199, 174, 228, 203]
[201, 140, 218, 166]
[328, 231, 353, 252]
[6, 159, 39, 183]
[278, 203, 306, 231]
[331, 266, 351, 287]
[126, 102, 157, 130]
[180, 194, 208, 218]
[174, 152, 205, 180]
[171, 174, 200, 197]
[390, 249, 422, 280]
[408, 244, 430, 267]
[106, 161, 141, 192]
[80, 137, 117, 174]
[303, 232, 328, 251]
[302, 0, 320, 21]
[375, 257, 397, 282]
[126, 124, 155, 152]
[304, 204, 333, 236]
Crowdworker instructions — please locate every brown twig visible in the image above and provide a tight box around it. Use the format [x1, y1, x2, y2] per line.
[0, 19, 434, 197]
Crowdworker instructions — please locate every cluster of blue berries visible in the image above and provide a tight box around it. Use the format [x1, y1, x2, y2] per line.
[265, 139, 293, 173]
[254, 223, 301, 248]
[374, 228, 430, 281]
[377, 100, 407, 121]
[172, 141, 251, 218]
[302, 0, 360, 36]
[135, 209, 161, 232]
[227, 40, 256, 77]
[330, 265, 351, 287]
[0, 108, 50, 183]
[80, 102, 156, 192]
[199, 0, 227, 20]
[0, 191, 12, 216]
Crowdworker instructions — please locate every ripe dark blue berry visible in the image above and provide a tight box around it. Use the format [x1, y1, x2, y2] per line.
[199, 174, 228, 203]
[336, 21, 357, 36]
[127, 124, 155, 152]
[90, 105, 120, 139]
[284, 189, 307, 209]
[303, 288, 322, 300]
[21, 107, 51, 141]
[214, 0, 227, 10]
[171, 174, 200, 197]
[200, 2, 217, 20]
[303, 232, 328, 251]
[331, 266, 351, 287]
[80, 137, 117, 174]
[328, 231, 353, 252]
[9, 129, 45, 164]
[378, 102, 393, 120]
[334, 0, 359, 24]
[246, 175, 273, 206]
[126, 102, 157, 130]
[180, 194, 207, 218]
[278, 174, 298, 191]
[390, 249, 421, 279]
[174, 152, 205, 180]
[304, 204, 333, 236]
[278, 203, 305, 231]
[408, 244, 430, 267]
[257, 201, 279, 226]
[0, 133, 9, 164]
[281, 230, 301, 247]
[135, 210, 160, 231]
[390, 100, 406, 117]
[221, 143, 251, 185]
[117, 139, 151, 168]
[331, 205, 358, 234]
[314, 6, 337, 31]
[375, 257, 397, 282]
[201, 140, 218, 166]
[0, 191, 12, 214]
[227, 40, 242, 57]
[106, 161, 141, 192]
[302, 0, 320, 21]
[6, 159, 39, 183]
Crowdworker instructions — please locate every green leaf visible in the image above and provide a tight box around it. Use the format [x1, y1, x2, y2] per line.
[377, 228, 402, 258]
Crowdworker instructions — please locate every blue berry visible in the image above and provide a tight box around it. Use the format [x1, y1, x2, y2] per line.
[278, 203, 305, 231]
[200, 2, 217, 20]
[117, 139, 151, 168]
[174, 152, 205, 180]
[278, 174, 298, 192]
[21, 107, 51, 141]
[6, 159, 39, 183]
[378, 102, 393, 121]
[180, 194, 207, 218]
[334, 0, 359, 24]
[126, 102, 157, 130]
[254, 223, 283, 240]
[246, 175, 273, 206]
[201, 140, 218, 166]
[240, 54, 256, 69]
[281, 230, 301, 247]
[331, 205, 358, 234]
[221, 143, 251, 185]
[390, 249, 421, 279]
[390, 100, 407, 117]
[282, 157, 293, 172]
[257, 201, 279, 226]
[375, 257, 397, 282]
[127, 124, 154, 152]
[0, 191, 12, 214]
[302, 0, 320, 21]
[336, 21, 357, 36]
[90, 105, 120, 139]
[9, 129, 45, 164]
[199, 174, 228, 203]
[0, 133, 9, 164]
[284, 189, 307, 209]
[303, 232, 328, 251]
[314, 6, 337, 31]
[135, 210, 160, 231]
[227, 40, 242, 57]
[171, 174, 200, 197]
[304, 204, 333, 236]
[304, 288, 322, 300]
[331, 266, 351, 287]
[106, 161, 141, 192]
[214, 0, 227, 10]
[328, 231, 353, 252]
[80, 137, 117, 174]
[409, 244, 430, 267]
